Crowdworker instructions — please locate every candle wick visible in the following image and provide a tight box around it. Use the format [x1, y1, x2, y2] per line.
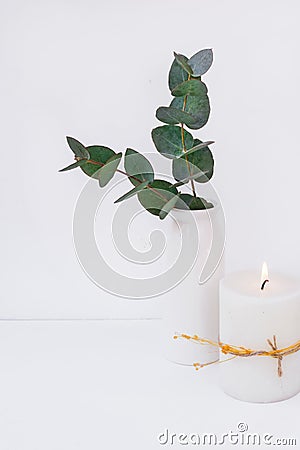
[261, 279, 269, 290]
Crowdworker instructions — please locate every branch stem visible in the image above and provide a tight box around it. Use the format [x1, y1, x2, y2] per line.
[181, 74, 197, 197]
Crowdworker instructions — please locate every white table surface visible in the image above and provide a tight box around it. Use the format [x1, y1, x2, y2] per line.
[0, 319, 298, 450]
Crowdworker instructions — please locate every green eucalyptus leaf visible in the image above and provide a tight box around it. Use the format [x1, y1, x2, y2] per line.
[173, 52, 193, 75]
[98, 152, 122, 187]
[66, 137, 90, 159]
[171, 171, 207, 188]
[188, 49, 213, 77]
[80, 145, 115, 178]
[156, 106, 199, 128]
[171, 180, 186, 188]
[172, 139, 214, 183]
[159, 194, 180, 220]
[114, 181, 149, 203]
[138, 180, 178, 216]
[184, 140, 214, 157]
[171, 79, 207, 97]
[59, 159, 87, 172]
[172, 157, 208, 183]
[151, 125, 193, 159]
[170, 95, 210, 130]
[168, 56, 189, 91]
[176, 193, 214, 210]
[124, 148, 154, 187]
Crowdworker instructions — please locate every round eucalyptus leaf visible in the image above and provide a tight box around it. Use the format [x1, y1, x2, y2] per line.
[184, 140, 214, 157]
[80, 145, 115, 178]
[170, 95, 210, 130]
[151, 125, 194, 159]
[171, 79, 208, 97]
[175, 193, 214, 210]
[168, 56, 189, 91]
[138, 180, 178, 216]
[171, 171, 207, 188]
[173, 52, 193, 75]
[66, 136, 90, 159]
[98, 152, 122, 187]
[159, 194, 180, 220]
[114, 181, 149, 203]
[59, 159, 87, 172]
[156, 106, 199, 128]
[124, 148, 154, 187]
[172, 139, 214, 183]
[188, 49, 213, 77]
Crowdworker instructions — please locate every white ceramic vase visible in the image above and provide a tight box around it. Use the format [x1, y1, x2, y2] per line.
[162, 204, 225, 365]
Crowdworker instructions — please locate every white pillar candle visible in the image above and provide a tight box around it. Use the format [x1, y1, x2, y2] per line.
[219, 266, 300, 403]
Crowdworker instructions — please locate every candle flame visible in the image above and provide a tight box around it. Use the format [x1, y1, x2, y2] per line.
[261, 262, 269, 287]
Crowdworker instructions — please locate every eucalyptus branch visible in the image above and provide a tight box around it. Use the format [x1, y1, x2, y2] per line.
[60, 48, 215, 219]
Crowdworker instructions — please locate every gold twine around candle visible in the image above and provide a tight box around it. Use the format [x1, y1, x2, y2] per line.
[173, 333, 300, 377]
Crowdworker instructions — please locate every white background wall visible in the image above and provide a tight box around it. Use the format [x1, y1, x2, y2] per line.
[1, 0, 300, 318]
